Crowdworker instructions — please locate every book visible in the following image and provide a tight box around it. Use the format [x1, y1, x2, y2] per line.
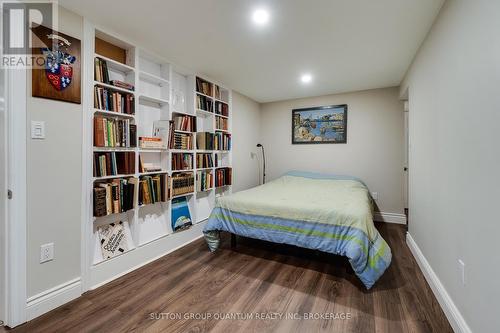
[216, 116, 228, 131]
[214, 132, 231, 150]
[172, 115, 196, 132]
[214, 101, 229, 117]
[171, 172, 195, 196]
[93, 152, 135, 177]
[93, 178, 137, 217]
[196, 170, 213, 192]
[97, 221, 130, 259]
[94, 86, 135, 114]
[215, 167, 232, 187]
[94, 117, 134, 148]
[171, 197, 192, 232]
[138, 174, 170, 206]
[196, 77, 213, 96]
[196, 132, 214, 150]
[196, 153, 213, 168]
[172, 153, 193, 171]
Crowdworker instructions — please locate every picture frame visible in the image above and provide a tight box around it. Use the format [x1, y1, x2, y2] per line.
[292, 104, 348, 144]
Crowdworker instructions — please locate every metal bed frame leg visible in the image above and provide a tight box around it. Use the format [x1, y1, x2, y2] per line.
[231, 233, 237, 248]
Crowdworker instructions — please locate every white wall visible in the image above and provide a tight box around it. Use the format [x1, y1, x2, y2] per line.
[401, 0, 500, 332]
[26, 7, 83, 298]
[260, 87, 405, 214]
[231, 91, 261, 192]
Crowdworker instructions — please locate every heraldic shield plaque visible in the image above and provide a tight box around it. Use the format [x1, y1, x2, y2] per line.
[32, 25, 81, 104]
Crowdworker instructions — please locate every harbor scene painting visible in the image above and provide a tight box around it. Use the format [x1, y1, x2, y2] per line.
[292, 105, 347, 144]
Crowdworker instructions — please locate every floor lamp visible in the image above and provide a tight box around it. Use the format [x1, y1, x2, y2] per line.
[256, 143, 266, 184]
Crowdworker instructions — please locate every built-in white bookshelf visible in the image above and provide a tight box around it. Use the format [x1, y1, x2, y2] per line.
[83, 23, 232, 289]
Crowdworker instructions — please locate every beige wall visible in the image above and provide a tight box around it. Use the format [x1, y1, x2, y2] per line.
[260, 87, 405, 214]
[400, 1, 500, 332]
[26, 7, 83, 297]
[231, 92, 261, 192]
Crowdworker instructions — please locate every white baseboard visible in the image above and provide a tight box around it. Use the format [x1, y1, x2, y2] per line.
[26, 278, 82, 321]
[406, 233, 471, 333]
[373, 212, 406, 224]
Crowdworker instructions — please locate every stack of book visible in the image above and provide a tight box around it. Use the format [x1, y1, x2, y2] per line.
[139, 157, 162, 173]
[196, 77, 213, 96]
[139, 137, 165, 149]
[216, 116, 228, 131]
[173, 115, 196, 132]
[171, 172, 195, 196]
[94, 86, 135, 114]
[196, 170, 213, 192]
[215, 101, 229, 117]
[196, 132, 214, 150]
[196, 94, 213, 112]
[196, 153, 213, 168]
[110, 80, 134, 91]
[93, 152, 135, 177]
[214, 132, 231, 151]
[139, 174, 170, 206]
[93, 178, 137, 217]
[94, 116, 136, 147]
[94, 57, 110, 84]
[172, 153, 193, 171]
[214, 85, 222, 100]
[215, 167, 232, 188]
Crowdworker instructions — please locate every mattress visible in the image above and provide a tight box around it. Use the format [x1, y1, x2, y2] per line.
[203, 171, 392, 289]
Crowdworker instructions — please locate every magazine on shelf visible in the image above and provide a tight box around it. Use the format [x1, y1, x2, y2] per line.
[171, 197, 193, 232]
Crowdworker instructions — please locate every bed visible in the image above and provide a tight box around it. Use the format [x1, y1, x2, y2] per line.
[203, 171, 391, 289]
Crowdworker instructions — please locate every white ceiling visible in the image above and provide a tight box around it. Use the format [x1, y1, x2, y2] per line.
[60, 0, 444, 103]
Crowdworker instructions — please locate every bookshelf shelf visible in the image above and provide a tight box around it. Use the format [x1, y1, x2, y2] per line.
[196, 109, 214, 117]
[215, 129, 230, 133]
[171, 169, 194, 173]
[138, 171, 168, 176]
[170, 149, 194, 153]
[94, 53, 135, 73]
[93, 147, 136, 152]
[171, 193, 194, 200]
[138, 94, 169, 106]
[138, 148, 168, 153]
[174, 129, 194, 134]
[172, 110, 195, 117]
[139, 71, 169, 86]
[94, 81, 135, 94]
[94, 109, 135, 119]
[85, 27, 232, 291]
[196, 92, 213, 100]
[93, 174, 135, 181]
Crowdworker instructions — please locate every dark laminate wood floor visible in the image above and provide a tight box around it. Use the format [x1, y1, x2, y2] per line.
[4, 223, 452, 333]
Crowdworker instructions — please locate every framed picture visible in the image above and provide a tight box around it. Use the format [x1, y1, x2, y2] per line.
[292, 104, 347, 144]
[31, 25, 81, 104]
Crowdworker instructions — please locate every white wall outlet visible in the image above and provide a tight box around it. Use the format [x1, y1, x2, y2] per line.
[371, 192, 378, 200]
[250, 152, 256, 159]
[31, 120, 45, 139]
[40, 243, 54, 263]
[458, 259, 466, 285]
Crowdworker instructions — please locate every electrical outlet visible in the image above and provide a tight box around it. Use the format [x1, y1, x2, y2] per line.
[371, 192, 378, 200]
[458, 259, 466, 285]
[40, 243, 54, 263]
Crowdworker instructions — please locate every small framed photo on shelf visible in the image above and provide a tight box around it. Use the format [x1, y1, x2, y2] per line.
[292, 104, 347, 144]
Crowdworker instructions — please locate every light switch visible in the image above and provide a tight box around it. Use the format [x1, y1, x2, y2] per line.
[31, 121, 45, 139]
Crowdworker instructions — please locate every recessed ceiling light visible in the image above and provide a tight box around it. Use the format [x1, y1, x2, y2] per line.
[252, 9, 270, 25]
[301, 74, 313, 84]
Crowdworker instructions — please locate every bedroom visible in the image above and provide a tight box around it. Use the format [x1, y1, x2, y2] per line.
[0, 0, 498, 332]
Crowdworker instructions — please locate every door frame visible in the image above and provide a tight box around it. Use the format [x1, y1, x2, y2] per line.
[2, 66, 28, 327]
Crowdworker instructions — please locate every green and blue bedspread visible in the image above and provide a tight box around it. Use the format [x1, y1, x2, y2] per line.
[203, 171, 391, 289]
